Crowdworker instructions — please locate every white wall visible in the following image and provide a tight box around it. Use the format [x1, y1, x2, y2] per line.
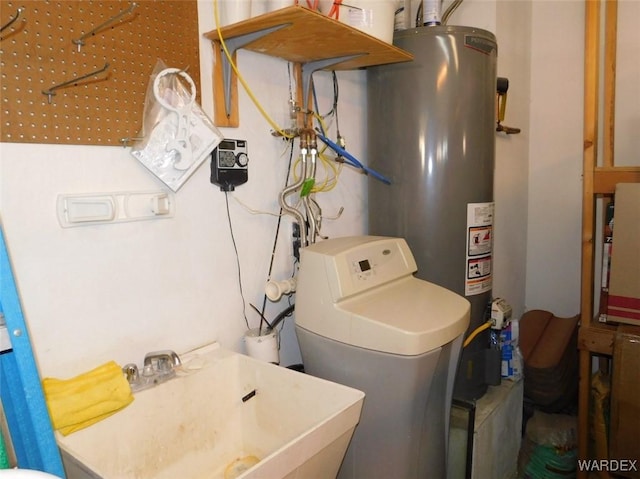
[451, 0, 585, 319]
[1, 0, 606, 378]
[525, 1, 584, 317]
[0, 1, 367, 377]
[615, 0, 640, 166]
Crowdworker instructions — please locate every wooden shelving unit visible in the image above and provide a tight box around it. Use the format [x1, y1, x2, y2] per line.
[578, 1, 640, 475]
[203, 5, 413, 127]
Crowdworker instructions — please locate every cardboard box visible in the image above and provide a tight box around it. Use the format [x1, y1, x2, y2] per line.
[607, 183, 640, 326]
[609, 326, 640, 478]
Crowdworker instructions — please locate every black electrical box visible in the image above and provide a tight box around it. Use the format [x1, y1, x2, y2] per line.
[210, 139, 249, 191]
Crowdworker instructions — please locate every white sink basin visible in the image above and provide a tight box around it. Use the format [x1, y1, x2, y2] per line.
[56, 345, 364, 479]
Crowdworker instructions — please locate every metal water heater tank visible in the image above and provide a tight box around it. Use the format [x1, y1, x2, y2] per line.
[367, 25, 497, 400]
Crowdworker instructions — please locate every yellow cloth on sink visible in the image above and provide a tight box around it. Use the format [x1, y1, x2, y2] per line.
[42, 360, 134, 436]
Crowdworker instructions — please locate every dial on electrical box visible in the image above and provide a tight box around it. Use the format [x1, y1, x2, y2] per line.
[210, 139, 249, 191]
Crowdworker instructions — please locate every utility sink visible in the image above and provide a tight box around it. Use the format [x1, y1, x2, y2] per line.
[56, 344, 364, 479]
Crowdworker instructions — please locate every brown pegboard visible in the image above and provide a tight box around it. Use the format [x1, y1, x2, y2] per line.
[0, 0, 201, 146]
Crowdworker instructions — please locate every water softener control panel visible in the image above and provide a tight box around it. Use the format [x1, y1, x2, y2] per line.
[346, 241, 413, 287]
[300, 236, 418, 302]
[342, 239, 413, 291]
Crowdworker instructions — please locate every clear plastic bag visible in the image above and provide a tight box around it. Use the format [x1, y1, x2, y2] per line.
[131, 60, 222, 191]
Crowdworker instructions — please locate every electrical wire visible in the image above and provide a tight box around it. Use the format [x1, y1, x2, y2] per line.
[291, 153, 341, 194]
[231, 194, 283, 217]
[312, 80, 327, 138]
[292, 114, 342, 193]
[462, 320, 492, 348]
[213, 0, 345, 151]
[311, 74, 343, 193]
[273, 265, 299, 335]
[224, 191, 250, 329]
[212, 0, 294, 139]
[331, 72, 343, 143]
[291, 80, 343, 194]
[249, 303, 274, 330]
[312, 71, 339, 134]
[312, 155, 341, 192]
[270, 304, 295, 329]
[258, 140, 297, 331]
[291, 158, 340, 194]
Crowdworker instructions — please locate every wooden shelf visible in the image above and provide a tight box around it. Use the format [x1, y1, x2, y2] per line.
[593, 167, 640, 194]
[203, 5, 414, 127]
[204, 5, 413, 70]
[578, 318, 618, 356]
[578, 1, 639, 475]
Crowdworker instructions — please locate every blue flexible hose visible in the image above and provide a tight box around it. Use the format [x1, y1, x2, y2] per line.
[315, 131, 392, 185]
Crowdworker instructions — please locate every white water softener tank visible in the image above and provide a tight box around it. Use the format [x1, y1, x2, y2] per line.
[295, 236, 470, 479]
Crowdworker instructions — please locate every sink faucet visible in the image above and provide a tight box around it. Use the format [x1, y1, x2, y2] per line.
[123, 363, 140, 383]
[144, 350, 182, 372]
[123, 350, 181, 392]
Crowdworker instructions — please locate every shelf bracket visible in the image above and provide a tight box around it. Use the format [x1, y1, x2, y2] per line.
[300, 54, 365, 127]
[214, 23, 291, 126]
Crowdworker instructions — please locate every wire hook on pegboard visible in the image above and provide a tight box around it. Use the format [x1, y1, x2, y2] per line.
[1, 0, 201, 146]
[72, 1, 139, 52]
[120, 136, 145, 147]
[0, 6, 25, 34]
[42, 63, 111, 104]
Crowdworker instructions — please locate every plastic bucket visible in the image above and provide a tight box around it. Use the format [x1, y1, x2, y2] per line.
[321, 0, 397, 44]
[267, 0, 297, 11]
[217, 0, 252, 26]
[249, 0, 298, 17]
[244, 327, 280, 364]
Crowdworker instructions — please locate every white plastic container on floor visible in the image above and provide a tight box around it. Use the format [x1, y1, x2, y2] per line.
[244, 327, 280, 364]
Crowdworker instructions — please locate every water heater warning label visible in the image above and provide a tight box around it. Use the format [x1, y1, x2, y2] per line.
[465, 202, 494, 296]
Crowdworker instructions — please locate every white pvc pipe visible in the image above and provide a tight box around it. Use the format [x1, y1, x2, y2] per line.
[265, 277, 297, 302]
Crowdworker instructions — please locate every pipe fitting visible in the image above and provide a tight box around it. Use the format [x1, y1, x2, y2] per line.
[265, 277, 297, 302]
